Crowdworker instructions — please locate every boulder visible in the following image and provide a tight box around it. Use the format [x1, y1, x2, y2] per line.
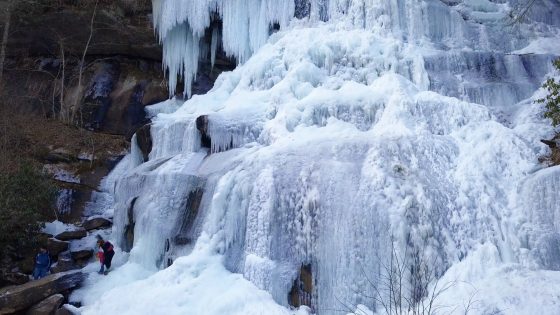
[55, 305, 78, 315]
[45, 148, 76, 163]
[82, 217, 112, 231]
[0, 272, 29, 286]
[70, 250, 93, 261]
[26, 294, 64, 315]
[47, 239, 69, 257]
[55, 230, 87, 241]
[50, 258, 78, 274]
[0, 270, 85, 314]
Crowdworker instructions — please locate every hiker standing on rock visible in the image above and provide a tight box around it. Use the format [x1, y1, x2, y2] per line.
[32, 246, 51, 280]
[96, 236, 114, 275]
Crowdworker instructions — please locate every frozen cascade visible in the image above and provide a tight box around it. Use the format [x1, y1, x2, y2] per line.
[75, 0, 560, 315]
[521, 165, 560, 270]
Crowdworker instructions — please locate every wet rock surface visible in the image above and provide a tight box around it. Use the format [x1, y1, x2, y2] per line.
[0, 271, 84, 314]
[54, 230, 87, 242]
[82, 217, 112, 231]
[26, 293, 64, 315]
[135, 124, 152, 162]
[50, 258, 79, 275]
[47, 239, 69, 257]
[70, 250, 93, 262]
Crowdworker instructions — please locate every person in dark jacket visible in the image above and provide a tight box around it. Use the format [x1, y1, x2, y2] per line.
[32, 247, 51, 280]
[96, 236, 115, 274]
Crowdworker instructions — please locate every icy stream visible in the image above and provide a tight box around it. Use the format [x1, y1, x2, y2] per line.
[74, 0, 560, 314]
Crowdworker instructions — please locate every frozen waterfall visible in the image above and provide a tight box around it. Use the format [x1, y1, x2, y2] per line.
[75, 0, 560, 314]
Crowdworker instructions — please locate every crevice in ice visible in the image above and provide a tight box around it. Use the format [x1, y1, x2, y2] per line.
[196, 115, 212, 150]
[288, 264, 313, 309]
[195, 114, 263, 154]
[174, 188, 205, 246]
[135, 124, 153, 162]
[294, 0, 311, 19]
[123, 197, 137, 252]
[162, 178, 206, 268]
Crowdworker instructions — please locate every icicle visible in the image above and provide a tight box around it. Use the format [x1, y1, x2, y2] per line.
[161, 22, 201, 98]
[153, 0, 294, 97]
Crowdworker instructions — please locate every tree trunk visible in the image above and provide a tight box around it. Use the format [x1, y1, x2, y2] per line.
[0, 0, 14, 88]
[70, 0, 98, 124]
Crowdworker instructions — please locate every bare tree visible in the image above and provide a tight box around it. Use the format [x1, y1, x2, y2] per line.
[506, 0, 538, 25]
[70, 0, 99, 124]
[338, 238, 463, 315]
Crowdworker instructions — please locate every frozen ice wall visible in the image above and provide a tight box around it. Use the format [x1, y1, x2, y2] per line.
[153, 0, 559, 105]
[80, 0, 560, 314]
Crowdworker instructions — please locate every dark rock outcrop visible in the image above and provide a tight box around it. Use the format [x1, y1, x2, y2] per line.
[123, 197, 137, 252]
[135, 124, 152, 162]
[3, 1, 167, 134]
[55, 230, 87, 241]
[50, 258, 78, 274]
[70, 250, 93, 262]
[45, 149, 76, 164]
[0, 271, 85, 314]
[541, 139, 557, 148]
[288, 264, 313, 309]
[0, 272, 29, 286]
[196, 115, 211, 149]
[7, 1, 160, 61]
[82, 217, 112, 231]
[174, 189, 204, 245]
[47, 239, 69, 257]
[26, 293, 64, 315]
[54, 305, 77, 315]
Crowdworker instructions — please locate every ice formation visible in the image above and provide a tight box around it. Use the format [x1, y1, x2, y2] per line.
[75, 0, 560, 314]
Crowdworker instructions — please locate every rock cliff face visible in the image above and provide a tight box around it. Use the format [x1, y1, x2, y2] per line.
[6, 0, 160, 61]
[1, 0, 166, 135]
[1, 0, 235, 135]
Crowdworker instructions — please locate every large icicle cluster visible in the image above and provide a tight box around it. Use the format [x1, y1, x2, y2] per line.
[153, 0, 295, 97]
[73, 0, 560, 314]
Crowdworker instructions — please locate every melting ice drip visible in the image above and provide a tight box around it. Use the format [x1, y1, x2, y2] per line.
[93, 0, 560, 314]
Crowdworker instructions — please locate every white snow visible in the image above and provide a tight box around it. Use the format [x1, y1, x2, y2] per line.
[74, 1, 560, 315]
[76, 236, 310, 315]
[70, 229, 112, 252]
[43, 164, 80, 183]
[43, 220, 79, 236]
[512, 38, 560, 55]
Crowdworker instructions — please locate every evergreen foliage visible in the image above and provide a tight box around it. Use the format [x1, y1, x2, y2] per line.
[537, 59, 560, 126]
[0, 164, 56, 254]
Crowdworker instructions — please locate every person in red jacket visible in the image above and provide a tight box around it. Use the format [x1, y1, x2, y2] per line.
[96, 235, 115, 275]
